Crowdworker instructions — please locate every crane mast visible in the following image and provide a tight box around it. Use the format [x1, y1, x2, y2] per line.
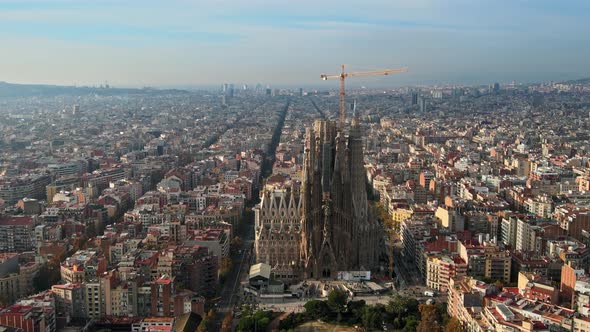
[321, 64, 407, 129]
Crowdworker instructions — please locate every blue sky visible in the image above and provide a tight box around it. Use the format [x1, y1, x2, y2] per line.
[0, 0, 589, 87]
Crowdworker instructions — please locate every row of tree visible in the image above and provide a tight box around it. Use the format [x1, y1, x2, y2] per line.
[236, 308, 274, 332]
[196, 309, 216, 332]
[272, 290, 463, 332]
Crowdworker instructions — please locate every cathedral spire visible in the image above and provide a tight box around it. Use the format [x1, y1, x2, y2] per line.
[333, 132, 342, 175]
[350, 98, 360, 136]
[300, 119, 377, 280]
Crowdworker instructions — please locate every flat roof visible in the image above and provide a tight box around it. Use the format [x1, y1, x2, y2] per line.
[142, 317, 175, 323]
[0, 216, 33, 226]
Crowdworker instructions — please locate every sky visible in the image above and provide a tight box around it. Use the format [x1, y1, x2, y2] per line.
[0, 0, 589, 88]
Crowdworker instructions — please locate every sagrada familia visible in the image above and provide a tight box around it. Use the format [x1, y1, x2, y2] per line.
[299, 118, 381, 279]
[255, 114, 381, 280]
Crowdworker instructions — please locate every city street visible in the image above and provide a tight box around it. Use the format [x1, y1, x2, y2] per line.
[213, 213, 255, 328]
[213, 100, 289, 328]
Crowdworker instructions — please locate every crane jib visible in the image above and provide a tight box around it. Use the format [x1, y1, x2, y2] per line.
[320, 64, 408, 129]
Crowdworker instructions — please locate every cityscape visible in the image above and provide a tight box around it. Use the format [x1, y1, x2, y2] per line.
[1, 1, 590, 332]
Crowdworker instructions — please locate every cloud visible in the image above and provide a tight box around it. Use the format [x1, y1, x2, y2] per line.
[0, 0, 588, 86]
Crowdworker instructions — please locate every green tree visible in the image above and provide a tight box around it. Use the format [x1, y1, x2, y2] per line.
[197, 309, 215, 332]
[220, 257, 233, 276]
[387, 295, 405, 318]
[258, 317, 270, 330]
[253, 310, 270, 322]
[347, 299, 367, 324]
[327, 289, 348, 321]
[404, 297, 420, 314]
[237, 316, 255, 332]
[279, 313, 297, 330]
[417, 304, 442, 332]
[231, 236, 242, 251]
[362, 305, 383, 330]
[386, 295, 419, 328]
[237, 310, 272, 332]
[304, 300, 330, 319]
[444, 317, 463, 332]
[403, 316, 419, 332]
[435, 303, 450, 326]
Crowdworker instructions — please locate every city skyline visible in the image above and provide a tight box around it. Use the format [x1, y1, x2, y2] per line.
[1, 0, 589, 87]
[3, 1, 590, 331]
[2, 41, 590, 330]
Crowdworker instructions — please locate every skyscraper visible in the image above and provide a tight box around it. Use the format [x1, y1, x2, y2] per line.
[411, 92, 419, 105]
[419, 97, 427, 113]
[489, 82, 500, 94]
[229, 84, 235, 97]
[300, 117, 380, 279]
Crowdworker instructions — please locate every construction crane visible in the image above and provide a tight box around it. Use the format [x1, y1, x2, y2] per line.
[321, 64, 407, 128]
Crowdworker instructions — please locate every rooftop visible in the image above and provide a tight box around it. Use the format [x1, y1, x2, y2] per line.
[142, 317, 175, 323]
[249, 262, 271, 280]
[0, 216, 33, 226]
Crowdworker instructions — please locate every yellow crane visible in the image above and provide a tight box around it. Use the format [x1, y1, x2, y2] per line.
[321, 64, 407, 128]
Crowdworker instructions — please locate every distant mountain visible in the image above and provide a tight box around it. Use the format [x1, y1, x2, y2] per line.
[563, 77, 590, 84]
[0, 81, 188, 97]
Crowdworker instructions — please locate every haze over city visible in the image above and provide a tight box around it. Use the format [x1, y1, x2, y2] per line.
[1, 0, 590, 87]
[3, 1, 590, 332]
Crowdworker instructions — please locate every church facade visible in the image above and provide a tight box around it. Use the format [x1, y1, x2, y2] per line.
[254, 185, 302, 281]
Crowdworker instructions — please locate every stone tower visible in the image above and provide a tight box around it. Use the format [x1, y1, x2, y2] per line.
[300, 117, 380, 279]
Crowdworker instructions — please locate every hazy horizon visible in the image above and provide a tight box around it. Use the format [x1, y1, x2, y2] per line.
[1, 0, 589, 88]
